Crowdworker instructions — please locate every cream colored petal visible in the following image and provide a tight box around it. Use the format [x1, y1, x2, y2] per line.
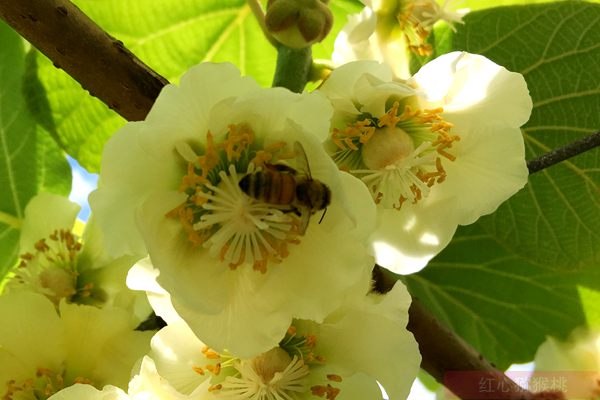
[170, 283, 292, 360]
[412, 52, 532, 128]
[147, 322, 215, 395]
[48, 384, 130, 400]
[143, 63, 260, 146]
[332, 7, 378, 65]
[436, 121, 528, 225]
[354, 73, 416, 117]
[127, 258, 184, 325]
[89, 121, 175, 258]
[59, 301, 152, 389]
[128, 356, 211, 400]
[307, 364, 383, 400]
[301, 282, 420, 400]
[0, 292, 65, 373]
[320, 60, 393, 102]
[226, 88, 333, 142]
[20, 193, 80, 253]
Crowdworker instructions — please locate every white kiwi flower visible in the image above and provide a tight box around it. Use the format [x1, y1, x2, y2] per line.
[0, 292, 152, 399]
[318, 53, 532, 274]
[5, 193, 147, 318]
[90, 63, 376, 358]
[533, 328, 600, 398]
[113, 280, 419, 400]
[333, 0, 466, 79]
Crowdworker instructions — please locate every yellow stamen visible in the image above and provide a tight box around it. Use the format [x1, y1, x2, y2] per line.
[206, 363, 221, 375]
[311, 384, 340, 400]
[219, 124, 254, 161]
[378, 102, 402, 128]
[208, 384, 222, 392]
[332, 119, 375, 150]
[34, 239, 49, 252]
[202, 346, 221, 360]
[306, 334, 317, 348]
[192, 366, 205, 375]
[249, 140, 288, 167]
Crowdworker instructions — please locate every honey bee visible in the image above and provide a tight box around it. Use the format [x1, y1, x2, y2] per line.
[239, 141, 331, 234]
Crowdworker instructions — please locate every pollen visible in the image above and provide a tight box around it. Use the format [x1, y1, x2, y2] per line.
[327, 374, 343, 382]
[378, 101, 402, 128]
[11, 228, 83, 307]
[192, 366, 205, 375]
[206, 363, 221, 375]
[311, 384, 341, 400]
[332, 119, 375, 150]
[220, 123, 254, 162]
[202, 346, 221, 360]
[208, 384, 222, 392]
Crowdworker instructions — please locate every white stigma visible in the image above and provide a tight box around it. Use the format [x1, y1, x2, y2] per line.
[219, 348, 310, 400]
[193, 165, 295, 268]
[355, 126, 440, 208]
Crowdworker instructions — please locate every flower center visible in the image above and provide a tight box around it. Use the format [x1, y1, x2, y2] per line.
[201, 327, 343, 400]
[2, 367, 93, 400]
[361, 126, 415, 170]
[167, 124, 305, 273]
[395, 0, 463, 56]
[331, 101, 460, 209]
[10, 229, 87, 306]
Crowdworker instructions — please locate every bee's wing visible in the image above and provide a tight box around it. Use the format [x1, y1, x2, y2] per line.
[296, 206, 311, 235]
[293, 141, 312, 179]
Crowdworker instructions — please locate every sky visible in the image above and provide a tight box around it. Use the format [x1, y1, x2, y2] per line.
[67, 155, 98, 222]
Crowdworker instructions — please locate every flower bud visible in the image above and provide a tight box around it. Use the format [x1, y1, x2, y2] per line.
[265, 0, 333, 48]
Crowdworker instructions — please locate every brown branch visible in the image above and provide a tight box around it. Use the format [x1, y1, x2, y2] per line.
[527, 130, 600, 174]
[0, 0, 168, 121]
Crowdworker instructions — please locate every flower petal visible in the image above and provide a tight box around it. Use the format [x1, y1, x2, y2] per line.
[0, 292, 65, 380]
[48, 384, 130, 400]
[20, 193, 80, 253]
[412, 52, 533, 128]
[436, 120, 528, 225]
[60, 301, 152, 389]
[297, 282, 420, 400]
[128, 355, 211, 400]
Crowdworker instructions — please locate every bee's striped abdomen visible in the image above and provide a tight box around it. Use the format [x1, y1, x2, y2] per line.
[239, 171, 296, 205]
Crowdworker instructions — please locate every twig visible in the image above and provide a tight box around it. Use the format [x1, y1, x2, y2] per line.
[0, 0, 168, 121]
[272, 45, 312, 93]
[246, 0, 279, 47]
[527, 130, 600, 174]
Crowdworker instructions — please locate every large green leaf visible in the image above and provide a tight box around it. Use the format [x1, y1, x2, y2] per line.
[28, 0, 362, 172]
[445, 1, 600, 271]
[406, 1, 600, 369]
[0, 22, 71, 279]
[406, 224, 600, 370]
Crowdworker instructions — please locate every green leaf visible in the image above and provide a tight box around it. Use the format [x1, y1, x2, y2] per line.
[454, 1, 600, 272]
[407, 1, 600, 369]
[406, 224, 600, 370]
[28, 0, 362, 172]
[0, 22, 71, 280]
[458, 0, 562, 12]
